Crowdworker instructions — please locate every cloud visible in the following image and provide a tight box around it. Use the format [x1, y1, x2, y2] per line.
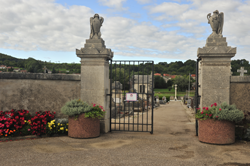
[0, 0, 250, 62]
[98, 0, 127, 11]
[136, 0, 152, 4]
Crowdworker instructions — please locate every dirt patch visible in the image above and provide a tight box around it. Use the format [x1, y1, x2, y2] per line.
[218, 163, 250, 166]
[174, 151, 194, 159]
[91, 139, 133, 149]
[169, 145, 188, 150]
[33, 144, 86, 153]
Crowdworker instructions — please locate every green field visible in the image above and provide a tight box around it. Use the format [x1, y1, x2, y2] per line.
[154, 88, 194, 100]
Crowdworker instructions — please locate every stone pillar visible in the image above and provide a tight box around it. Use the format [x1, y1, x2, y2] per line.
[76, 38, 113, 133]
[197, 36, 236, 109]
[175, 84, 177, 101]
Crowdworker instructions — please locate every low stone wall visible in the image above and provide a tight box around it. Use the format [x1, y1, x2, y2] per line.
[0, 73, 81, 118]
[230, 76, 250, 120]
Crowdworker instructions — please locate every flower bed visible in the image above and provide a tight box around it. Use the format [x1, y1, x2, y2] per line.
[0, 109, 68, 138]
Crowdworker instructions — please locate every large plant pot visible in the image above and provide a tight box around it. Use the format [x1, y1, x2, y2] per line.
[198, 119, 235, 144]
[68, 113, 100, 138]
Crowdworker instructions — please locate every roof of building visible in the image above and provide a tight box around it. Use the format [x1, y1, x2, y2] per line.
[163, 74, 170, 77]
[171, 75, 176, 79]
[154, 73, 161, 76]
[191, 74, 196, 77]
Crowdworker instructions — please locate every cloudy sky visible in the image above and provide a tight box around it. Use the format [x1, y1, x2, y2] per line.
[0, 0, 250, 64]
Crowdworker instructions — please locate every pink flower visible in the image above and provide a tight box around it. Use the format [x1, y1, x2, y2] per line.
[103, 110, 105, 112]
[211, 104, 213, 107]
[219, 108, 221, 111]
[201, 111, 203, 114]
[28, 129, 30, 131]
[205, 107, 208, 111]
[93, 104, 96, 107]
[203, 107, 205, 109]
[206, 114, 208, 116]
[209, 114, 212, 117]
[214, 103, 217, 106]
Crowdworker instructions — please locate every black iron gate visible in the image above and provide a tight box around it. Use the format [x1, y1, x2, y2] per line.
[109, 60, 154, 134]
[195, 57, 201, 136]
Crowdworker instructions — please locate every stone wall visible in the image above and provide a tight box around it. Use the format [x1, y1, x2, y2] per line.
[230, 76, 250, 118]
[0, 73, 81, 118]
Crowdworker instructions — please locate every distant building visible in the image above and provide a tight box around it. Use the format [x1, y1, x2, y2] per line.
[154, 73, 162, 77]
[20, 70, 27, 73]
[43, 66, 52, 74]
[191, 74, 196, 80]
[0, 65, 6, 69]
[13, 68, 20, 72]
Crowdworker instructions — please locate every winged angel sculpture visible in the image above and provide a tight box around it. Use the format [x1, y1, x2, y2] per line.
[207, 10, 224, 37]
[90, 14, 104, 39]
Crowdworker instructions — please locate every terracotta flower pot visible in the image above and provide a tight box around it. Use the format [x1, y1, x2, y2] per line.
[198, 118, 235, 144]
[68, 113, 100, 138]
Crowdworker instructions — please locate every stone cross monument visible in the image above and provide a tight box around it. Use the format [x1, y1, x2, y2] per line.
[175, 84, 177, 101]
[237, 67, 247, 76]
[197, 10, 236, 109]
[76, 14, 113, 133]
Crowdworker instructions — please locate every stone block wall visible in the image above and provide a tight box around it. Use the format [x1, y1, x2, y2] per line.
[0, 73, 81, 118]
[230, 76, 250, 120]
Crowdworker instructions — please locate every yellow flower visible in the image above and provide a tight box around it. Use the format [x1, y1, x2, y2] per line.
[66, 123, 68, 125]
[50, 127, 52, 130]
[66, 129, 68, 131]
[61, 124, 63, 126]
[60, 127, 64, 130]
[53, 125, 55, 127]
[58, 123, 60, 125]
[24, 120, 27, 122]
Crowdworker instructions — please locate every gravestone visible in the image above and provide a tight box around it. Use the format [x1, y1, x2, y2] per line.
[198, 10, 236, 109]
[156, 96, 160, 106]
[237, 67, 247, 76]
[76, 14, 113, 133]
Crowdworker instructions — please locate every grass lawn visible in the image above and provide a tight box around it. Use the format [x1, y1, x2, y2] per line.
[154, 88, 194, 99]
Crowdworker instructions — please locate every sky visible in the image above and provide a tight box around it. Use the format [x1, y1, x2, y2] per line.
[0, 0, 250, 64]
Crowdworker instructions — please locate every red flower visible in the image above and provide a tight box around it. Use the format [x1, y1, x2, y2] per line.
[196, 108, 200, 110]
[219, 108, 221, 111]
[214, 103, 217, 106]
[203, 107, 205, 109]
[206, 114, 208, 116]
[211, 104, 213, 107]
[201, 111, 204, 114]
[216, 116, 219, 118]
[205, 107, 208, 111]
[209, 114, 212, 117]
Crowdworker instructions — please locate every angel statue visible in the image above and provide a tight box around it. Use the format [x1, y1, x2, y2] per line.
[90, 14, 104, 39]
[207, 10, 224, 37]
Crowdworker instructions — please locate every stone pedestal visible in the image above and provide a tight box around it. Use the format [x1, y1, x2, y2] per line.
[197, 36, 236, 109]
[76, 38, 113, 133]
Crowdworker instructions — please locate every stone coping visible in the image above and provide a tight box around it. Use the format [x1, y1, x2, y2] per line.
[231, 76, 250, 83]
[0, 73, 80, 81]
[0, 134, 68, 142]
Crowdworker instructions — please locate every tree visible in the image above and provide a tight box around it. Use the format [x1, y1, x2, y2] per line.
[154, 76, 167, 88]
[173, 75, 195, 92]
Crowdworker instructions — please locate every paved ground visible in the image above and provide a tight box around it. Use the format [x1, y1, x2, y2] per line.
[1, 101, 250, 166]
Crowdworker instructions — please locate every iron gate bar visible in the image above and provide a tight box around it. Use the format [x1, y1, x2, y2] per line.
[195, 57, 201, 136]
[109, 60, 154, 134]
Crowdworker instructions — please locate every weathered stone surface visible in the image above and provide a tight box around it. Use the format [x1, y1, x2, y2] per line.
[0, 72, 80, 80]
[230, 76, 250, 122]
[0, 77, 81, 118]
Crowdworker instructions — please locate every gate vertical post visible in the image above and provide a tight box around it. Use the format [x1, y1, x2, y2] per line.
[76, 14, 114, 133]
[197, 37, 236, 109]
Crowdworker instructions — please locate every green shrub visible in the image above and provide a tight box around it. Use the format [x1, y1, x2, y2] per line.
[61, 99, 92, 117]
[196, 102, 244, 123]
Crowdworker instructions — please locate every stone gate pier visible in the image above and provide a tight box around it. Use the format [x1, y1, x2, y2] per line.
[197, 10, 236, 109]
[76, 14, 113, 133]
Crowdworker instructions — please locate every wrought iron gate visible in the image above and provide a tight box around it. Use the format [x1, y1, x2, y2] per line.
[195, 57, 201, 136]
[109, 60, 154, 134]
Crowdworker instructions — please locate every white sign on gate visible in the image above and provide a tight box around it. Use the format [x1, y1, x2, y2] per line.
[126, 93, 137, 101]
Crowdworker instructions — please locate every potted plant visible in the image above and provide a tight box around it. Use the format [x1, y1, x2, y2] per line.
[196, 102, 244, 144]
[61, 99, 105, 138]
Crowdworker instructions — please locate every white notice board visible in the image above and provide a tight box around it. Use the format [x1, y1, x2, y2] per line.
[126, 93, 137, 101]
